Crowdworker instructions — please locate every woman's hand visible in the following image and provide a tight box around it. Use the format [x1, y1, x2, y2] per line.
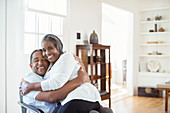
[19, 79, 32, 95]
[73, 54, 86, 71]
[77, 67, 90, 83]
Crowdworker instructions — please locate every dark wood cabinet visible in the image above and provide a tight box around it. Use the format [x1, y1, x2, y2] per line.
[76, 44, 111, 107]
[138, 87, 162, 98]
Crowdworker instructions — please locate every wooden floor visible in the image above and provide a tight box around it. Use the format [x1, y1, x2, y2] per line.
[100, 83, 168, 113]
[101, 95, 168, 113]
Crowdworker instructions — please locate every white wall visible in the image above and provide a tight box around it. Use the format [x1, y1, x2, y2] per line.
[100, 0, 140, 95]
[139, 0, 170, 9]
[6, 0, 30, 112]
[0, 0, 6, 112]
[101, 4, 131, 83]
[100, 0, 139, 12]
[66, 0, 101, 53]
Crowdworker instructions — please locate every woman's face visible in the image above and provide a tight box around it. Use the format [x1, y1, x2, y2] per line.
[42, 40, 60, 63]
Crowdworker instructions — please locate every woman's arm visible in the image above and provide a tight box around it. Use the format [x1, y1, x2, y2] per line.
[20, 54, 75, 95]
[20, 54, 86, 95]
[35, 69, 90, 103]
[20, 79, 42, 95]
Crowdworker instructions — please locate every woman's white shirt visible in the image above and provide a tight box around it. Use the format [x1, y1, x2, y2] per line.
[41, 53, 80, 91]
[41, 53, 101, 105]
[61, 82, 101, 105]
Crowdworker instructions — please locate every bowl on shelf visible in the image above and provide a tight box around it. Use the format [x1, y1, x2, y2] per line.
[159, 27, 165, 32]
[147, 60, 160, 72]
[147, 18, 151, 21]
[157, 53, 162, 55]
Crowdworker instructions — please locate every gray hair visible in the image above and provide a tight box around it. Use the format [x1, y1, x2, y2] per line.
[41, 34, 64, 54]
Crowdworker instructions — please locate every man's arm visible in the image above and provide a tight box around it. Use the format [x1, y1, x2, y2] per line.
[35, 69, 90, 103]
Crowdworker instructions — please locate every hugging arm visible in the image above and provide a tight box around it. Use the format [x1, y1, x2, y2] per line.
[20, 54, 86, 95]
[35, 69, 89, 103]
[41, 54, 77, 91]
[20, 79, 42, 95]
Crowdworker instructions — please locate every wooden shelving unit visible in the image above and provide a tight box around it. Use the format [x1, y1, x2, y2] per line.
[76, 44, 111, 108]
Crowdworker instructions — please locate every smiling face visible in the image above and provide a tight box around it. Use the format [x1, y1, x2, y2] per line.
[30, 51, 49, 76]
[42, 40, 60, 63]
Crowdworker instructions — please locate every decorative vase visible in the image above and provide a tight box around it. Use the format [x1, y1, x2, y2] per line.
[90, 30, 98, 44]
[155, 15, 162, 21]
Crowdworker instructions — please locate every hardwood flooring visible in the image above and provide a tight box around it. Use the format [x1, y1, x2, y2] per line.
[101, 94, 168, 113]
[100, 83, 168, 113]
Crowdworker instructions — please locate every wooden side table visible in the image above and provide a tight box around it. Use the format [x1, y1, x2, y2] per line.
[156, 88, 170, 113]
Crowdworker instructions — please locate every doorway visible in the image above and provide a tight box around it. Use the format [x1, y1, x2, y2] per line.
[101, 3, 134, 98]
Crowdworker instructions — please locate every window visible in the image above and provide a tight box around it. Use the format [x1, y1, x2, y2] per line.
[24, 0, 67, 54]
[24, 11, 64, 54]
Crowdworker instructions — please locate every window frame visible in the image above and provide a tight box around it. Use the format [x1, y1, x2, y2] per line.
[24, 10, 64, 54]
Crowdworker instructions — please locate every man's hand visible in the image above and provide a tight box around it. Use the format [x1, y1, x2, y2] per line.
[73, 54, 86, 71]
[77, 67, 90, 84]
[19, 79, 32, 95]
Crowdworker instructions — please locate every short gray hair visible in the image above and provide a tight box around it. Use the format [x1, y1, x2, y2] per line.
[41, 34, 64, 54]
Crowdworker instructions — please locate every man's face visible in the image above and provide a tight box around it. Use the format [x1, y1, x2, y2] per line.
[30, 51, 49, 76]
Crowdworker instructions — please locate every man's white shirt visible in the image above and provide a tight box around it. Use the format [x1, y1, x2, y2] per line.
[23, 72, 56, 113]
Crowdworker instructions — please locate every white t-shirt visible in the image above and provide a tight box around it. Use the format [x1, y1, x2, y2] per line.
[23, 72, 56, 113]
[41, 53, 101, 105]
